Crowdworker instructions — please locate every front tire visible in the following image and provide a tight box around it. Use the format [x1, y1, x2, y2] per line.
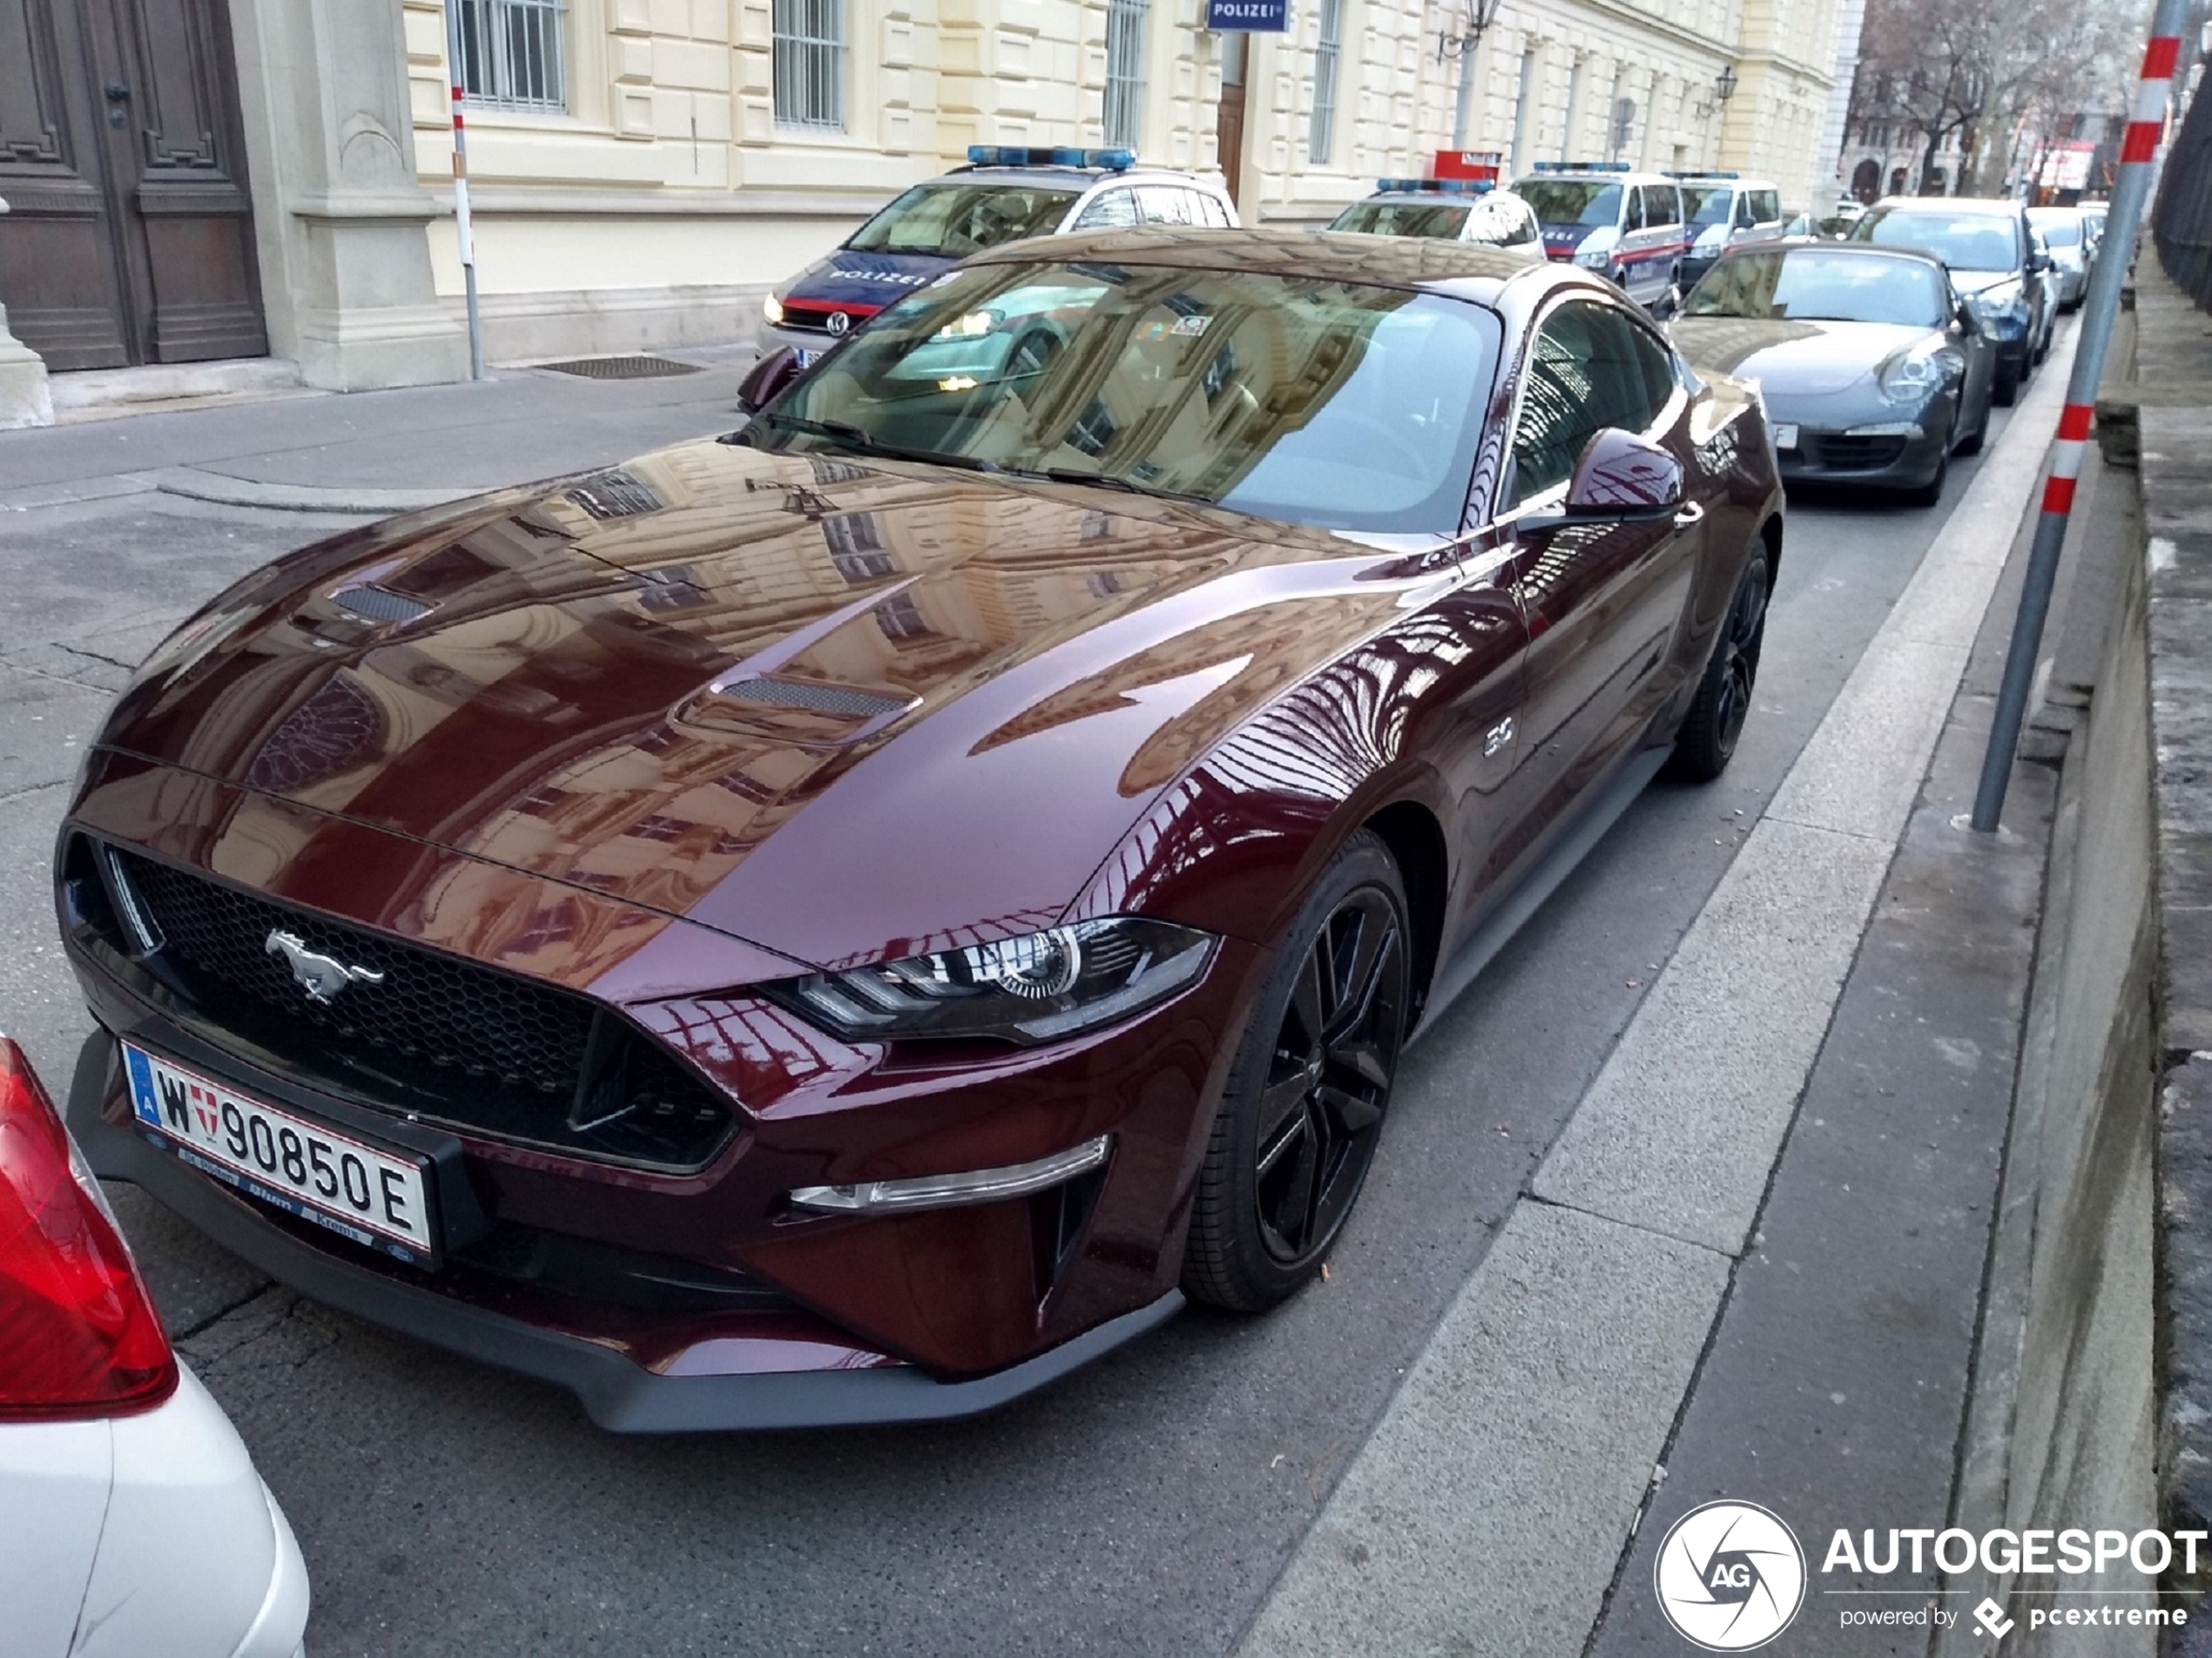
[1182, 831, 1411, 1313]
[1993, 356, 2021, 407]
[1669, 547, 1770, 783]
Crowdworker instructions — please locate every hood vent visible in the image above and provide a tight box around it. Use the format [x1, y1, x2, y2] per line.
[675, 674, 919, 745]
[333, 584, 433, 625]
[717, 677, 910, 719]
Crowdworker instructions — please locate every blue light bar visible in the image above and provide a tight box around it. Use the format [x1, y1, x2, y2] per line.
[966, 145, 1135, 171]
[1375, 178, 1493, 195]
[1529, 160, 1631, 172]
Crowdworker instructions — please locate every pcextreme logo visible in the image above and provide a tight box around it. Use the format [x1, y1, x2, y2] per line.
[1653, 1501, 1808, 1651]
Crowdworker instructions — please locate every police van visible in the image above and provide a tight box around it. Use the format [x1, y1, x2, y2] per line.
[1674, 172, 1787, 290]
[1512, 161, 1687, 313]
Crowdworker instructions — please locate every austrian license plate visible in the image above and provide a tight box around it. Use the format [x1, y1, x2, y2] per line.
[122, 1043, 438, 1266]
[793, 348, 820, 367]
[1772, 422, 1800, 452]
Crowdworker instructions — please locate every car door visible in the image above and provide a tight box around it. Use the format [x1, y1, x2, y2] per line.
[1069, 187, 1142, 231]
[1488, 297, 1701, 871]
[1950, 282, 1996, 434]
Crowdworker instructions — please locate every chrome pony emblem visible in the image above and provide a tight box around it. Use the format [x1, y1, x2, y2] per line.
[265, 929, 385, 1005]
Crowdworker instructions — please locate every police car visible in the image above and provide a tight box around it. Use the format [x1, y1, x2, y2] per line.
[1327, 179, 1546, 260]
[1513, 161, 1688, 313]
[759, 147, 1239, 361]
[1675, 172, 1786, 290]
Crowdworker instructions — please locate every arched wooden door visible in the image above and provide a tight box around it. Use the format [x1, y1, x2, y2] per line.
[0, 0, 267, 369]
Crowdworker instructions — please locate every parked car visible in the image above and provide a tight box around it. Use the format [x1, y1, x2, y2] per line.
[759, 147, 1238, 361]
[1674, 241, 1994, 504]
[1674, 172, 1787, 290]
[2080, 205, 2108, 272]
[1514, 161, 1689, 313]
[1851, 195, 2049, 404]
[62, 229, 1781, 1431]
[2027, 206, 2092, 310]
[1328, 180, 1546, 260]
[0, 1035, 309, 1656]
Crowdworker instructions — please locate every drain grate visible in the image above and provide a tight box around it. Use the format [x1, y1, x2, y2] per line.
[537, 355, 703, 380]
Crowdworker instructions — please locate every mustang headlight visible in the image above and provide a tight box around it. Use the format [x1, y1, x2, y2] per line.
[765, 916, 1217, 1044]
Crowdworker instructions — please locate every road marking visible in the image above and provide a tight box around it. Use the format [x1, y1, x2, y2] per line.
[1238, 341, 2073, 1657]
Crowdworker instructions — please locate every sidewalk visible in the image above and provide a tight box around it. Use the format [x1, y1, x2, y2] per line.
[0, 348, 756, 515]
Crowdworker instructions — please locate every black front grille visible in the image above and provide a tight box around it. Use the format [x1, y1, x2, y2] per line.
[1799, 433, 1911, 472]
[90, 843, 738, 1172]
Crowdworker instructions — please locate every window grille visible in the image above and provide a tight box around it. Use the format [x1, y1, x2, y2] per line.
[1309, 0, 1344, 165]
[774, 0, 846, 131]
[452, 0, 566, 114]
[1103, 0, 1149, 150]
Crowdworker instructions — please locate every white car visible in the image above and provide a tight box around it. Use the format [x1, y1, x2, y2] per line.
[2027, 206, 2092, 310]
[1328, 181, 1548, 261]
[0, 1035, 310, 1658]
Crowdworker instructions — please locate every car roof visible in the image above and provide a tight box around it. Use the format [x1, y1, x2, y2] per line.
[1865, 195, 2023, 218]
[1719, 237, 1943, 268]
[936, 165, 1220, 191]
[1363, 185, 1528, 202]
[962, 224, 1563, 298]
[1516, 168, 1673, 185]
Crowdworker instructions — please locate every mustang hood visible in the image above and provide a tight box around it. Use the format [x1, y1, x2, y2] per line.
[1670, 316, 1936, 391]
[94, 439, 1417, 973]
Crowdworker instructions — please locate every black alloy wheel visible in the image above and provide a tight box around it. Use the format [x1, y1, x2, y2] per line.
[1183, 831, 1411, 1312]
[1669, 549, 1770, 783]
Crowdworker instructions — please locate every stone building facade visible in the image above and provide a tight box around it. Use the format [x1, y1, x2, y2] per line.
[0, 0, 1847, 420]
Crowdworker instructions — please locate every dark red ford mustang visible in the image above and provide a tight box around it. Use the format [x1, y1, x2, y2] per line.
[58, 229, 1780, 1430]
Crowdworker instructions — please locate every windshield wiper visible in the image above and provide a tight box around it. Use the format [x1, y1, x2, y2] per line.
[995, 465, 1215, 505]
[755, 413, 1001, 473]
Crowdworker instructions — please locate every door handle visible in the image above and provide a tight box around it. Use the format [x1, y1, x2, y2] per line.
[104, 80, 131, 101]
[1672, 501, 1705, 529]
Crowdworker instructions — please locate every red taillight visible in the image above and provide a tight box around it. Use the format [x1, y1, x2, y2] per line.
[0, 1038, 177, 1419]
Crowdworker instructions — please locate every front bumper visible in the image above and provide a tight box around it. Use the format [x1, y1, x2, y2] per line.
[1777, 421, 1949, 489]
[71, 1028, 1185, 1432]
[760, 320, 846, 358]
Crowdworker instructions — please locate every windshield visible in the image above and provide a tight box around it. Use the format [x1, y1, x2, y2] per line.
[1852, 209, 2020, 273]
[846, 183, 1080, 258]
[2028, 213, 2081, 246]
[1684, 248, 1946, 326]
[1519, 180, 1622, 226]
[1330, 200, 1473, 239]
[1683, 186, 1735, 227]
[743, 260, 1503, 533]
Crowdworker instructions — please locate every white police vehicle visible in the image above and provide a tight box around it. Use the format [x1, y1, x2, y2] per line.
[760, 147, 1238, 361]
[1675, 171, 1786, 290]
[1513, 161, 1687, 313]
[1327, 179, 1545, 260]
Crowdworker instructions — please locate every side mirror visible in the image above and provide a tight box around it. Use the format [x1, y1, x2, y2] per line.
[738, 346, 806, 414]
[1520, 428, 1685, 533]
[2027, 246, 2051, 274]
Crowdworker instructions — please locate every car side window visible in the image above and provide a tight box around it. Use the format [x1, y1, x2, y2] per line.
[1507, 203, 1538, 245]
[1074, 189, 1141, 231]
[1509, 301, 1662, 504]
[1622, 187, 1645, 233]
[1627, 324, 1680, 426]
[1136, 185, 1194, 226]
[1750, 189, 1780, 225]
[1196, 191, 1234, 227]
[1649, 184, 1682, 230]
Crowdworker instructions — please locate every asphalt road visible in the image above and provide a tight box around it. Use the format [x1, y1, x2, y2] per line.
[0, 387, 2025, 1657]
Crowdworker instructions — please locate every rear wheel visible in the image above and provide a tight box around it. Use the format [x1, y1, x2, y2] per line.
[1669, 548, 1770, 784]
[1182, 832, 1410, 1312]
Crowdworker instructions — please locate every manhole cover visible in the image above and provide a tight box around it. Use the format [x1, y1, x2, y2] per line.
[536, 355, 703, 379]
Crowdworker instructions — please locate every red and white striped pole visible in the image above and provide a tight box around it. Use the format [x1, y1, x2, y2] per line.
[446, 14, 485, 381]
[1972, 0, 2188, 830]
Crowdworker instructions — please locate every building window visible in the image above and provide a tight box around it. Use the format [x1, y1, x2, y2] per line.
[1308, 0, 1345, 165]
[773, 0, 846, 131]
[823, 513, 897, 582]
[453, 0, 566, 113]
[873, 590, 932, 641]
[1104, 0, 1149, 149]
